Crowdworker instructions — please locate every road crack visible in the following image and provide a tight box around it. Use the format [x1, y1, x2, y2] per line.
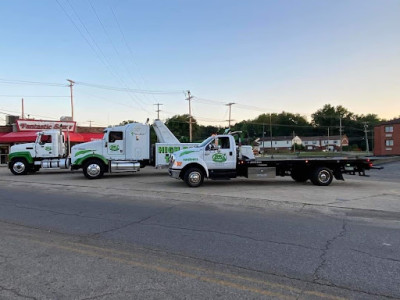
[0, 285, 38, 300]
[90, 205, 176, 237]
[312, 219, 347, 284]
[140, 222, 321, 251]
[350, 248, 400, 263]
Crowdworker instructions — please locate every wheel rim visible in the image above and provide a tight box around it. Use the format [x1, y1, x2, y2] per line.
[13, 161, 26, 174]
[87, 164, 101, 177]
[318, 170, 331, 183]
[189, 171, 201, 185]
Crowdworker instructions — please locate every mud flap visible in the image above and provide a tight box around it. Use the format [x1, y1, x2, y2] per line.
[333, 170, 344, 181]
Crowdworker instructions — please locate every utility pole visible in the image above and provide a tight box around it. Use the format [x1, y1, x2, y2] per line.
[21, 98, 25, 119]
[339, 115, 343, 153]
[262, 123, 265, 156]
[327, 127, 330, 151]
[154, 103, 163, 120]
[226, 102, 235, 128]
[88, 120, 93, 128]
[186, 90, 193, 142]
[363, 122, 370, 154]
[67, 79, 75, 121]
[270, 113, 273, 158]
[293, 130, 296, 153]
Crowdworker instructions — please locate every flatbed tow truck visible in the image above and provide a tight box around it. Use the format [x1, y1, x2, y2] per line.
[168, 132, 381, 187]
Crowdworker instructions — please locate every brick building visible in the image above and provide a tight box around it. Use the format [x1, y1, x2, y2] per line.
[374, 118, 400, 156]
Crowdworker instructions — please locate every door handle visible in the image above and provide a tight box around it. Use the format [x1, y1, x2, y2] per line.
[229, 151, 233, 156]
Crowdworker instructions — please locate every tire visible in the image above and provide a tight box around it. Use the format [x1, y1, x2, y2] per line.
[184, 167, 204, 188]
[83, 159, 105, 179]
[10, 159, 28, 175]
[290, 169, 309, 182]
[310, 167, 333, 186]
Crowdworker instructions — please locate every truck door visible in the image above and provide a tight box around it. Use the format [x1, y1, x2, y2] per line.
[203, 136, 236, 170]
[107, 131, 125, 159]
[36, 133, 54, 158]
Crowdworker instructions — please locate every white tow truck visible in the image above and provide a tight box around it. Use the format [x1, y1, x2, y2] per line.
[168, 132, 378, 187]
[70, 120, 196, 179]
[8, 120, 196, 178]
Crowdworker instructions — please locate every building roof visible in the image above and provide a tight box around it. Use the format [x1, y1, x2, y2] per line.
[257, 136, 294, 142]
[257, 135, 347, 142]
[300, 135, 345, 141]
[377, 118, 400, 126]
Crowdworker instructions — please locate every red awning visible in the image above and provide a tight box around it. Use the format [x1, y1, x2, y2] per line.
[67, 133, 103, 143]
[0, 132, 38, 143]
[0, 132, 103, 143]
[80, 133, 103, 142]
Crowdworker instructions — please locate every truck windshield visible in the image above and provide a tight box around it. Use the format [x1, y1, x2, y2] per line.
[197, 136, 214, 148]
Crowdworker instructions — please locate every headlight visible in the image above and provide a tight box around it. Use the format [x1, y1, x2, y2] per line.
[169, 155, 175, 167]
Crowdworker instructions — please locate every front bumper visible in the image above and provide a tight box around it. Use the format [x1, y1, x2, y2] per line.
[168, 168, 181, 179]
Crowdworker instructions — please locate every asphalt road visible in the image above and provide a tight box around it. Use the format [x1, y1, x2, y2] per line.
[0, 163, 399, 299]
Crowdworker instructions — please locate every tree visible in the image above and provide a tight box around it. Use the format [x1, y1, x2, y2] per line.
[165, 114, 199, 142]
[119, 120, 137, 125]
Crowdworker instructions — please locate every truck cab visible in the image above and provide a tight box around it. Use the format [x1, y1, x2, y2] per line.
[35, 130, 66, 158]
[71, 123, 150, 179]
[9, 130, 67, 175]
[169, 134, 253, 187]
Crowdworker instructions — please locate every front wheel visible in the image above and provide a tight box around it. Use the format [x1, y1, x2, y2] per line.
[310, 167, 333, 186]
[184, 167, 204, 187]
[83, 159, 105, 179]
[10, 159, 28, 175]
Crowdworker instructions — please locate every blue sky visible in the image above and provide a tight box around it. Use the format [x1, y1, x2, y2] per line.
[1, 0, 399, 127]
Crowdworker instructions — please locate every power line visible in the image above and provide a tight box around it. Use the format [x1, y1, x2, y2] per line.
[0, 95, 69, 98]
[87, 0, 151, 111]
[0, 109, 59, 120]
[0, 78, 66, 87]
[57, 0, 150, 113]
[75, 81, 183, 94]
[110, 6, 160, 106]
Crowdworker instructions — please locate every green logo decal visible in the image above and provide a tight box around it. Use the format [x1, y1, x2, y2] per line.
[109, 144, 120, 151]
[212, 153, 227, 163]
[45, 146, 52, 151]
[75, 150, 93, 157]
[179, 150, 195, 157]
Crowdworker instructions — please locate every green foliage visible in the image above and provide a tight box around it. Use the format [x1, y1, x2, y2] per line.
[116, 104, 384, 151]
[291, 144, 305, 151]
[119, 120, 137, 125]
[165, 114, 199, 142]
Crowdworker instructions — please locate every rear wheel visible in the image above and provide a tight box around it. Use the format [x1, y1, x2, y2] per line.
[184, 167, 204, 187]
[83, 159, 105, 179]
[310, 167, 333, 186]
[10, 159, 28, 175]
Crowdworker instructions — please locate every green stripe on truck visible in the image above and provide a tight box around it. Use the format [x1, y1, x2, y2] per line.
[73, 153, 108, 167]
[8, 152, 34, 164]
